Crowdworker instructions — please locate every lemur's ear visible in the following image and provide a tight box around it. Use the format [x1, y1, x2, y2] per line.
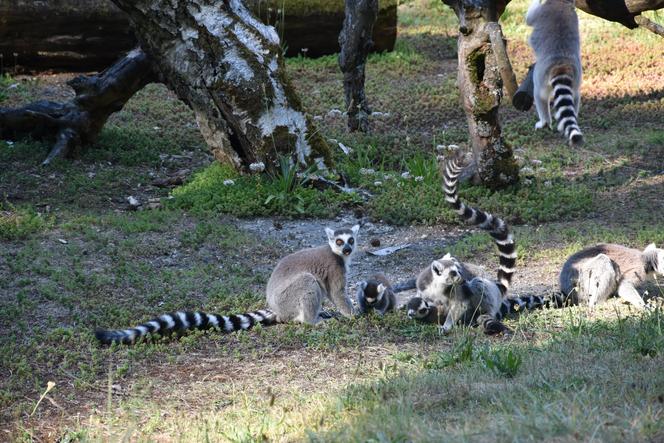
[351, 224, 360, 236]
[377, 283, 386, 294]
[644, 243, 657, 252]
[442, 253, 452, 260]
[325, 227, 335, 241]
[359, 281, 368, 290]
[432, 260, 444, 276]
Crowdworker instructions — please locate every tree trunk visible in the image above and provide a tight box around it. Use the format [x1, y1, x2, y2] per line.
[107, 0, 332, 172]
[0, 49, 156, 165]
[0, 0, 397, 73]
[338, 0, 379, 133]
[443, 0, 519, 189]
[1, 2, 333, 171]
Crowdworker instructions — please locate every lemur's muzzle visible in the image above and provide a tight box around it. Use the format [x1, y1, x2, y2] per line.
[342, 246, 352, 255]
[407, 309, 415, 318]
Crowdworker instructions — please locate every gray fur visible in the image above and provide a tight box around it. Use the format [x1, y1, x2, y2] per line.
[526, 0, 583, 145]
[406, 297, 447, 324]
[559, 243, 664, 309]
[415, 253, 504, 334]
[356, 273, 396, 316]
[266, 224, 359, 324]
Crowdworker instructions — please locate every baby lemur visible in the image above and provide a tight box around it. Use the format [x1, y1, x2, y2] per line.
[356, 273, 396, 316]
[557, 243, 664, 310]
[95, 225, 359, 345]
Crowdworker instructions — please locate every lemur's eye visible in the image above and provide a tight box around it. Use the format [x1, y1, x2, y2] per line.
[419, 308, 427, 314]
[348, 237, 354, 245]
[449, 270, 457, 277]
[336, 239, 344, 246]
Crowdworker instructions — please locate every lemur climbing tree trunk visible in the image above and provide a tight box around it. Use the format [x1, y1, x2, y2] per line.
[442, 0, 519, 189]
[0, 0, 333, 172]
[339, 0, 379, 132]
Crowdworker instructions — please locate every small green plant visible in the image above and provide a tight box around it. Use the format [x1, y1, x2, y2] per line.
[424, 334, 476, 369]
[629, 308, 664, 357]
[481, 348, 523, 378]
[0, 202, 52, 240]
[264, 155, 317, 214]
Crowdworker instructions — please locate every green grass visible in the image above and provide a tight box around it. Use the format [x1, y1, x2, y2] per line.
[1, 0, 663, 440]
[170, 162, 361, 218]
[0, 203, 52, 240]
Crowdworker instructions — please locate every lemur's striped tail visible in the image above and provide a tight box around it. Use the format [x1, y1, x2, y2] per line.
[95, 309, 277, 345]
[550, 74, 583, 146]
[443, 156, 516, 295]
[496, 295, 549, 320]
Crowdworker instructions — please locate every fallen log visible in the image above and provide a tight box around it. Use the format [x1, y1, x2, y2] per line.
[0, 0, 397, 73]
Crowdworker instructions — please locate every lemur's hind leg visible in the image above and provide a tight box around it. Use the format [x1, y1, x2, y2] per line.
[617, 280, 647, 310]
[577, 253, 619, 310]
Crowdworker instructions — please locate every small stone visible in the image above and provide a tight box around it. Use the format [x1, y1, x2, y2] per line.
[414, 176, 424, 182]
[401, 171, 411, 180]
[223, 179, 235, 186]
[127, 196, 140, 208]
[370, 238, 381, 247]
[57, 238, 68, 244]
[373, 181, 383, 187]
[249, 162, 266, 173]
[531, 159, 543, 166]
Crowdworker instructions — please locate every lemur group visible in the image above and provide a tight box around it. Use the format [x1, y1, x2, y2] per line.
[95, 0, 663, 345]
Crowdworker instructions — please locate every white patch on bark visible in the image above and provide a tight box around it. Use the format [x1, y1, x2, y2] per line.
[181, 28, 199, 41]
[229, 0, 280, 45]
[231, 22, 268, 64]
[189, 4, 233, 39]
[223, 47, 254, 84]
[257, 58, 311, 165]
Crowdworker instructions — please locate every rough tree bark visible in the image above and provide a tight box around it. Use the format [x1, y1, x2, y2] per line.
[338, 0, 379, 133]
[0, 49, 155, 165]
[442, 0, 519, 189]
[1, 0, 333, 171]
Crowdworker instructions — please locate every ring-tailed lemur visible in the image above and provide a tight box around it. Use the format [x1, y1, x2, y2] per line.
[411, 154, 518, 334]
[356, 273, 397, 316]
[557, 243, 664, 310]
[442, 153, 516, 296]
[95, 225, 360, 345]
[526, 0, 583, 146]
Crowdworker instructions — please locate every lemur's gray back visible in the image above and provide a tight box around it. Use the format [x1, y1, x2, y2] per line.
[267, 245, 347, 320]
[560, 244, 655, 296]
[527, 0, 581, 77]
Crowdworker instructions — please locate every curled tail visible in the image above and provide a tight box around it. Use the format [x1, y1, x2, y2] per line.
[95, 309, 277, 345]
[443, 156, 516, 295]
[550, 74, 583, 146]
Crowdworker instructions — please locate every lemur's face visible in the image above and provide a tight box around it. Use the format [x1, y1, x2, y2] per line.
[431, 254, 463, 286]
[362, 281, 386, 305]
[407, 297, 432, 319]
[326, 224, 359, 257]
